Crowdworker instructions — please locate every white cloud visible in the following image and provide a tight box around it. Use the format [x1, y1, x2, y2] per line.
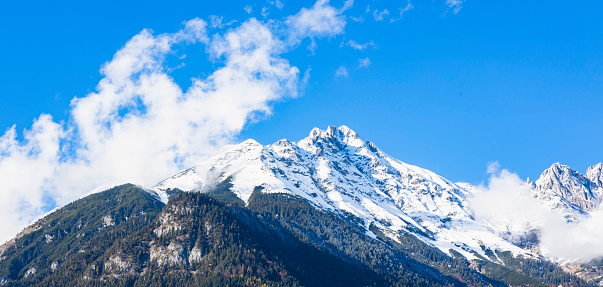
[209, 15, 223, 28]
[0, 115, 63, 242]
[390, 2, 414, 22]
[335, 65, 348, 78]
[471, 166, 603, 262]
[178, 18, 209, 44]
[471, 170, 554, 232]
[446, 0, 464, 14]
[541, 209, 603, 261]
[347, 40, 374, 50]
[268, 0, 284, 9]
[358, 57, 371, 68]
[0, 0, 354, 244]
[486, 160, 501, 174]
[350, 16, 364, 23]
[244, 5, 253, 14]
[286, 0, 346, 48]
[341, 0, 354, 12]
[373, 9, 389, 21]
[261, 7, 270, 18]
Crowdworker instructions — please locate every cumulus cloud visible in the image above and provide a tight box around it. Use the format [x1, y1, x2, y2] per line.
[286, 0, 346, 47]
[358, 57, 371, 68]
[471, 166, 603, 262]
[471, 170, 554, 232]
[0, 1, 349, 243]
[335, 65, 349, 78]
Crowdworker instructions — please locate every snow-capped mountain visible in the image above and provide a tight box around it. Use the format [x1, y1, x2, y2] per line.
[152, 125, 532, 259]
[529, 162, 603, 221]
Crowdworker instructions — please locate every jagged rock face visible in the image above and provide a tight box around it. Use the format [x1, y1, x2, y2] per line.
[587, 163, 603, 189]
[533, 163, 602, 218]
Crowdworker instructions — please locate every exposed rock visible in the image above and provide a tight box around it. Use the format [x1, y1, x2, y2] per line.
[150, 242, 185, 267]
[44, 234, 54, 243]
[50, 261, 59, 272]
[102, 215, 115, 227]
[188, 245, 203, 263]
[587, 163, 603, 190]
[153, 212, 182, 237]
[103, 255, 132, 274]
[533, 163, 600, 219]
[24, 267, 36, 278]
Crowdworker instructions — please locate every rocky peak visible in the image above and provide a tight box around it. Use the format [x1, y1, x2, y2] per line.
[301, 125, 370, 154]
[586, 163, 603, 188]
[534, 163, 598, 212]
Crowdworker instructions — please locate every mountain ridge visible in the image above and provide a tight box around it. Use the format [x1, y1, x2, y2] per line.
[2, 125, 601, 285]
[152, 126, 530, 260]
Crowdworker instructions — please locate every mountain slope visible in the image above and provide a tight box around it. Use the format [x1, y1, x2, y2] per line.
[2, 184, 587, 286]
[2, 125, 600, 286]
[153, 125, 529, 260]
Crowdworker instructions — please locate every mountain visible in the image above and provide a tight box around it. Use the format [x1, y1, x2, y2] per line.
[0, 185, 586, 286]
[153, 125, 530, 260]
[529, 162, 603, 221]
[0, 125, 599, 286]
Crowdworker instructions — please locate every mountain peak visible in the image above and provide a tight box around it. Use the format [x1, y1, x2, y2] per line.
[241, 138, 261, 146]
[304, 125, 366, 148]
[538, 162, 579, 181]
[534, 162, 598, 213]
[586, 163, 603, 188]
[549, 162, 572, 172]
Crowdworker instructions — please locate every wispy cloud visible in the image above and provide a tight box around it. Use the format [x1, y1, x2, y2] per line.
[390, 2, 414, 22]
[335, 65, 349, 78]
[350, 16, 364, 23]
[209, 15, 223, 28]
[244, 5, 253, 14]
[486, 160, 501, 174]
[446, 0, 464, 14]
[347, 40, 375, 50]
[373, 9, 389, 21]
[340, 0, 354, 12]
[268, 0, 284, 9]
[358, 57, 371, 68]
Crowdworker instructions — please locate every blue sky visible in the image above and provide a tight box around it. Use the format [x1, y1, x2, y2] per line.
[1, 0, 602, 184]
[0, 0, 602, 241]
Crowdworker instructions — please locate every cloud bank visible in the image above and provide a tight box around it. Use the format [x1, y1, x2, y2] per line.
[471, 165, 603, 262]
[0, 1, 351, 243]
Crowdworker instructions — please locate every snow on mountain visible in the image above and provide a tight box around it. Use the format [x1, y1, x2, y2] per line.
[586, 163, 603, 190]
[151, 125, 535, 260]
[531, 162, 603, 221]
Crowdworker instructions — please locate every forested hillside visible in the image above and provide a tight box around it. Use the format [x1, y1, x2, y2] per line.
[0, 184, 588, 286]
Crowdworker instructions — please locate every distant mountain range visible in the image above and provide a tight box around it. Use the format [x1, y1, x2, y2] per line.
[1, 126, 601, 286]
